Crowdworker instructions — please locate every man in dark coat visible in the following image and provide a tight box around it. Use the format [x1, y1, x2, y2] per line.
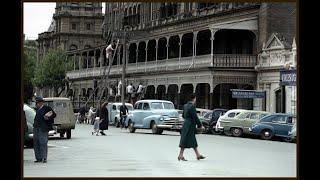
[178, 94, 205, 161]
[33, 96, 56, 163]
[98, 102, 108, 135]
[119, 103, 129, 129]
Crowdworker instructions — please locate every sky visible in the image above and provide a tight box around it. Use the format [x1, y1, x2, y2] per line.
[23, 2, 105, 40]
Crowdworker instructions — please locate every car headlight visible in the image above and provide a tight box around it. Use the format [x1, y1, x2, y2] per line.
[159, 116, 164, 121]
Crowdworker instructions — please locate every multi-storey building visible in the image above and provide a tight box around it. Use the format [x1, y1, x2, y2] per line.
[36, 2, 105, 64]
[65, 2, 296, 113]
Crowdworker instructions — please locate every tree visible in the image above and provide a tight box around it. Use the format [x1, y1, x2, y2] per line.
[23, 46, 36, 102]
[33, 49, 73, 97]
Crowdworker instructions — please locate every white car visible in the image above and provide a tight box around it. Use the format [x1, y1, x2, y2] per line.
[107, 103, 133, 127]
[215, 109, 247, 132]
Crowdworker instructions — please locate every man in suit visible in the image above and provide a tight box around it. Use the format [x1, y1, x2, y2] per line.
[33, 97, 56, 163]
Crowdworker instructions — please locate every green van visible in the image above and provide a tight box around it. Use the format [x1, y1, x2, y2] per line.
[44, 97, 76, 139]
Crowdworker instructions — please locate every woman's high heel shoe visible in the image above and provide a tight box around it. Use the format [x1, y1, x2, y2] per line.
[197, 155, 206, 160]
[178, 156, 187, 161]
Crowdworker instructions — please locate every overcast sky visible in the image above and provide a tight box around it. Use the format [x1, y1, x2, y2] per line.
[23, 2, 105, 40]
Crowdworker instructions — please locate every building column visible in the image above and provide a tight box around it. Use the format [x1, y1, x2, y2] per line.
[100, 48, 104, 67]
[136, 43, 139, 73]
[193, 31, 198, 57]
[166, 36, 169, 70]
[166, 36, 169, 60]
[155, 38, 158, 70]
[193, 31, 198, 68]
[86, 52, 89, 69]
[78, 53, 81, 69]
[93, 50, 96, 68]
[178, 34, 182, 69]
[145, 40, 148, 72]
[73, 54, 76, 70]
[210, 29, 219, 66]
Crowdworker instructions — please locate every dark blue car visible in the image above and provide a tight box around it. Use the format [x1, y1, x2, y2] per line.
[249, 113, 295, 141]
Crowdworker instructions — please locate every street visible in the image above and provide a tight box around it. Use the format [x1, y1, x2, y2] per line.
[24, 124, 296, 177]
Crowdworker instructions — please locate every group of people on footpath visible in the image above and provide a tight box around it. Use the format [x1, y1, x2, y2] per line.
[30, 93, 205, 163]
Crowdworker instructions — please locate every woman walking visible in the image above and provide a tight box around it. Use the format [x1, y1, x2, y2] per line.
[178, 94, 206, 161]
[97, 102, 109, 136]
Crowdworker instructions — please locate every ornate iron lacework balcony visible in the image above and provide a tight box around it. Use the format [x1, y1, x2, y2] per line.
[66, 54, 257, 79]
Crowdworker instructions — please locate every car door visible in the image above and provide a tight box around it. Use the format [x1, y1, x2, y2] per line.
[141, 102, 153, 128]
[242, 112, 258, 131]
[281, 116, 294, 136]
[133, 102, 143, 127]
[271, 115, 288, 136]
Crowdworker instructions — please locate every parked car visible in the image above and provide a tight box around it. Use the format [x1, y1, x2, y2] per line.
[219, 110, 271, 137]
[199, 109, 228, 134]
[24, 104, 35, 147]
[44, 97, 76, 139]
[249, 113, 295, 141]
[215, 109, 247, 134]
[126, 100, 180, 134]
[106, 102, 133, 127]
[196, 108, 212, 117]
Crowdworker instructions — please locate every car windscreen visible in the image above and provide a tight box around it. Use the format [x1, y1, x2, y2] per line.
[151, 102, 163, 109]
[163, 102, 174, 109]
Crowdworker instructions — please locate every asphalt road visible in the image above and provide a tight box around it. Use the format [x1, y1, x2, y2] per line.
[23, 124, 296, 177]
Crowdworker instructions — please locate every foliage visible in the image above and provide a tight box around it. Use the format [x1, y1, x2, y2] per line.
[32, 49, 73, 96]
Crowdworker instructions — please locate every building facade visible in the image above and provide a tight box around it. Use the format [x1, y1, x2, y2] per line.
[63, 2, 296, 112]
[36, 2, 105, 64]
[254, 34, 297, 115]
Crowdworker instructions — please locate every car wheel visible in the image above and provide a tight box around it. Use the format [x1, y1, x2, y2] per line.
[60, 132, 65, 138]
[261, 129, 273, 140]
[115, 118, 120, 128]
[211, 128, 222, 135]
[66, 129, 71, 139]
[128, 121, 135, 133]
[231, 128, 243, 137]
[283, 137, 293, 142]
[151, 121, 158, 134]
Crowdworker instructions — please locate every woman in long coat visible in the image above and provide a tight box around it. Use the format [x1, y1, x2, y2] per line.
[178, 94, 205, 161]
[98, 102, 109, 135]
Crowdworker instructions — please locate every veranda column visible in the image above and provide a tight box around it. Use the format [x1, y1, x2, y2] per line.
[155, 38, 159, 71]
[178, 34, 182, 69]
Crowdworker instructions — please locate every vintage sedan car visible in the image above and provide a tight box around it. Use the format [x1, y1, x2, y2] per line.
[219, 110, 271, 137]
[127, 100, 181, 134]
[215, 109, 247, 133]
[24, 104, 35, 147]
[199, 109, 228, 134]
[107, 102, 133, 127]
[249, 113, 295, 141]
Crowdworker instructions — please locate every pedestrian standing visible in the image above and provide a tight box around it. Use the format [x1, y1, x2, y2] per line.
[33, 96, 56, 163]
[92, 117, 100, 136]
[98, 102, 109, 136]
[178, 94, 205, 161]
[127, 83, 133, 103]
[119, 103, 129, 129]
[88, 106, 95, 125]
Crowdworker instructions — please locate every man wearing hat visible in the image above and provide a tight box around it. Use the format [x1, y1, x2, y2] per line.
[33, 96, 56, 163]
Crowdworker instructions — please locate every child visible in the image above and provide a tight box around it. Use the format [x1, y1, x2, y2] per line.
[92, 117, 100, 136]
